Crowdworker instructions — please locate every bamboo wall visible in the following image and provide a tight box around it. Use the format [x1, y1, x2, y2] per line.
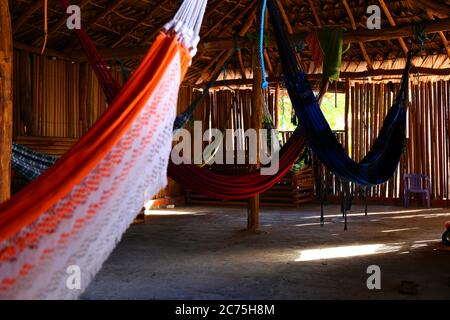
[185, 88, 279, 162]
[408, 81, 450, 203]
[12, 50, 123, 138]
[328, 80, 450, 204]
[11, 50, 450, 204]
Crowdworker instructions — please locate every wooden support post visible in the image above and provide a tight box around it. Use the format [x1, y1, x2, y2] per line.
[248, 0, 264, 231]
[0, 1, 13, 202]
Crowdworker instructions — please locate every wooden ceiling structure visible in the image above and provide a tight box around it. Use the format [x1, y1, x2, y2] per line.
[8, 0, 450, 85]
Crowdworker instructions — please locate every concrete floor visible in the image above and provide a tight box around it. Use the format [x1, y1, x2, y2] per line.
[82, 204, 450, 300]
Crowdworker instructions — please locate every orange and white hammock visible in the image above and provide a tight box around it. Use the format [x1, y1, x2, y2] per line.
[0, 0, 207, 299]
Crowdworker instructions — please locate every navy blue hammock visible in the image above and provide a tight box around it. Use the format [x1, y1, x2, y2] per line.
[267, 0, 412, 187]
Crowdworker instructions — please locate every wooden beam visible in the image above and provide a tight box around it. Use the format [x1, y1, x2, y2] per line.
[13, 0, 44, 31]
[204, 66, 450, 87]
[79, 63, 89, 134]
[196, 18, 450, 50]
[275, 0, 308, 72]
[112, 0, 170, 48]
[342, 0, 373, 70]
[56, 18, 450, 62]
[85, 0, 126, 30]
[19, 51, 34, 135]
[139, 0, 225, 47]
[237, 49, 247, 79]
[276, 0, 294, 34]
[274, 82, 280, 128]
[426, 11, 450, 61]
[195, 4, 257, 85]
[0, 0, 13, 201]
[407, 0, 450, 19]
[186, 0, 255, 82]
[307, 0, 322, 27]
[14, 41, 74, 61]
[263, 49, 273, 74]
[378, 0, 409, 54]
[202, 0, 244, 39]
[35, 0, 91, 46]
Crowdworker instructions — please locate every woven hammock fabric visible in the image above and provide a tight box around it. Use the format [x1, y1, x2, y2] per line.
[12, 143, 58, 180]
[168, 131, 305, 199]
[0, 31, 192, 299]
[267, 0, 412, 186]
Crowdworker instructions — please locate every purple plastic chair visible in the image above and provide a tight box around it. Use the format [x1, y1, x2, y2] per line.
[403, 174, 431, 208]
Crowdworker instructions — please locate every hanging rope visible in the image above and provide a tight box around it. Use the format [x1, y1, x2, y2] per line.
[173, 39, 239, 131]
[40, 0, 48, 54]
[413, 22, 437, 58]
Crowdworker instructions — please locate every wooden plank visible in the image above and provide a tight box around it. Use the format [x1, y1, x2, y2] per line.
[410, 83, 417, 175]
[443, 81, 450, 200]
[420, 82, 426, 176]
[437, 81, 444, 199]
[344, 79, 349, 153]
[248, 1, 264, 231]
[342, 0, 373, 69]
[374, 83, 380, 196]
[79, 63, 88, 134]
[378, 0, 409, 54]
[442, 81, 450, 199]
[18, 51, 33, 135]
[351, 85, 355, 160]
[274, 83, 280, 128]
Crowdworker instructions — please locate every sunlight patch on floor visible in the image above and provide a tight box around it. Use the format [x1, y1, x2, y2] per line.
[295, 243, 403, 262]
[381, 227, 420, 233]
[145, 209, 207, 216]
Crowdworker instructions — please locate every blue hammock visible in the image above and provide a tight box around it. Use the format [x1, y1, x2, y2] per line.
[267, 0, 412, 186]
[12, 143, 58, 180]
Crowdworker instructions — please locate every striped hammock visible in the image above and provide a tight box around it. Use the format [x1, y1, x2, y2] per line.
[0, 0, 207, 299]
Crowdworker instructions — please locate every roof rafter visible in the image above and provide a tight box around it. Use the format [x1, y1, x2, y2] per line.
[85, 0, 126, 30]
[342, 0, 374, 70]
[13, 0, 44, 32]
[425, 11, 450, 62]
[378, 0, 409, 55]
[111, 0, 171, 48]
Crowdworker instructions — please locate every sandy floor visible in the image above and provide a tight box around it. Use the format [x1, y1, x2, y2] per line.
[82, 204, 450, 300]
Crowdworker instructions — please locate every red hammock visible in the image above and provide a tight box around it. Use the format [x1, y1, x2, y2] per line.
[59, 0, 121, 103]
[168, 131, 305, 199]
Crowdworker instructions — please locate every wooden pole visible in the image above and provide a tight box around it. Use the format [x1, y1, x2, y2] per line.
[19, 51, 33, 135]
[274, 82, 280, 129]
[344, 79, 350, 153]
[248, 0, 264, 231]
[0, 1, 13, 201]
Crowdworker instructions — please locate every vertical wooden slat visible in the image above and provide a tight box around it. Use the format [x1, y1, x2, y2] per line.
[0, 0, 13, 201]
[19, 51, 34, 135]
[344, 79, 349, 153]
[274, 83, 280, 129]
[79, 63, 88, 135]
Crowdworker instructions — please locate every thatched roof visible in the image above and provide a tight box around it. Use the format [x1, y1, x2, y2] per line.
[9, 0, 450, 85]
